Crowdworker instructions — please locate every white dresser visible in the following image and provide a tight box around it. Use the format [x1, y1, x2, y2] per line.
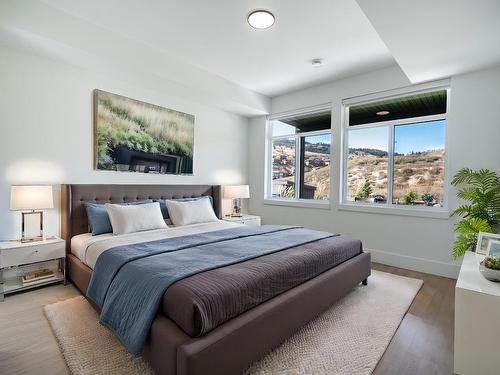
[454, 251, 500, 375]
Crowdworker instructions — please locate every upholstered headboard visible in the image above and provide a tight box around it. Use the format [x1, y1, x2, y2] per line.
[60, 184, 223, 253]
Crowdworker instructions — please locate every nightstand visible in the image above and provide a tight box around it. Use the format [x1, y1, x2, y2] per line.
[222, 214, 261, 226]
[0, 237, 66, 301]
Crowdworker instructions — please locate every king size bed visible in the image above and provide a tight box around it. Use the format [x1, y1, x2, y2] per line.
[61, 184, 371, 375]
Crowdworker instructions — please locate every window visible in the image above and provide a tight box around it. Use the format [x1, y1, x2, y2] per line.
[347, 126, 389, 203]
[268, 108, 331, 202]
[343, 88, 448, 209]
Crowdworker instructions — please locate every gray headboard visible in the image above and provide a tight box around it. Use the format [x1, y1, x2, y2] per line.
[60, 184, 223, 253]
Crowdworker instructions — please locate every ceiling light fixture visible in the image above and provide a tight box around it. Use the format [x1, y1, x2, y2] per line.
[376, 110, 390, 116]
[247, 10, 275, 29]
[311, 58, 323, 67]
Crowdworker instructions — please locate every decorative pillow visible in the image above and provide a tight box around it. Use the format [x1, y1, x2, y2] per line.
[84, 200, 152, 236]
[165, 197, 219, 226]
[154, 196, 214, 219]
[105, 202, 167, 235]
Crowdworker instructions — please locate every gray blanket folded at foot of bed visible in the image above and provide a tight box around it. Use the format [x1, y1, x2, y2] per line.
[163, 235, 363, 337]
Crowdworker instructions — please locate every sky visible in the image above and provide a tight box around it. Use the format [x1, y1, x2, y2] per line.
[349, 120, 446, 154]
[348, 126, 388, 151]
[306, 134, 331, 144]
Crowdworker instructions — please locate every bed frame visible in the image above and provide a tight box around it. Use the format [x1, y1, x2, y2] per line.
[61, 184, 371, 375]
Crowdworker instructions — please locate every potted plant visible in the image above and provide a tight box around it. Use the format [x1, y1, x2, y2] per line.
[479, 256, 500, 282]
[451, 168, 500, 258]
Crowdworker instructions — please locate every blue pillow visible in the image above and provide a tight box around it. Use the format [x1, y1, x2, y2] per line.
[154, 196, 213, 220]
[84, 200, 153, 235]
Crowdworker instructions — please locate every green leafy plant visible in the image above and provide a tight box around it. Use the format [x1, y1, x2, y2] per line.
[452, 218, 492, 258]
[422, 192, 434, 204]
[451, 168, 500, 258]
[400, 191, 417, 205]
[483, 256, 500, 270]
[355, 179, 373, 200]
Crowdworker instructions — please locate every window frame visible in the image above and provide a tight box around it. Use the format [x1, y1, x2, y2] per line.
[265, 104, 333, 207]
[340, 85, 450, 216]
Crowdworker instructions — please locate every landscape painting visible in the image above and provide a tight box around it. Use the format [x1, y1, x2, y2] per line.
[94, 90, 194, 174]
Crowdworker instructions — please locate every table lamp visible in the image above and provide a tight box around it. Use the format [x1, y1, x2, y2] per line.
[10, 185, 54, 242]
[223, 185, 250, 217]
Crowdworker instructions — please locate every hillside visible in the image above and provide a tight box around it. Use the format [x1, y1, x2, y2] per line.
[347, 149, 445, 204]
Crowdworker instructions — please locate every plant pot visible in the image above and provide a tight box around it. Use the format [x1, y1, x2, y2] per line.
[479, 261, 500, 282]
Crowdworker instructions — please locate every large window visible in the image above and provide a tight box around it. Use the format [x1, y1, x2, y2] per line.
[268, 108, 331, 201]
[343, 88, 448, 209]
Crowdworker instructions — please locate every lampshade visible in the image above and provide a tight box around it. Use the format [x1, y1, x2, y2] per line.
[223, 185, 250, 199]
[10, 185, 54, 210]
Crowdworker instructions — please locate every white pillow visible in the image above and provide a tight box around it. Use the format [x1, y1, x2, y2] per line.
[165, 197, 218, 226]
[105, 202, 167, 235]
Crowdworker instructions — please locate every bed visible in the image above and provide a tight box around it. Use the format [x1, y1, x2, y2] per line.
[61, 184, 371, 375]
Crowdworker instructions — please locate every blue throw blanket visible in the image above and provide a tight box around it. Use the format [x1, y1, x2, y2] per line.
[87, 225, 336, 355]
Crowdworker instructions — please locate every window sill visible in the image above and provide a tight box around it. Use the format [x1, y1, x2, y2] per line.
[337, 202, 450, 219]
[263, 198, 331, 210]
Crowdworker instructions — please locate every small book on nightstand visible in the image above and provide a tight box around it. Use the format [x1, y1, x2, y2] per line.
[22, 269, 55, 285]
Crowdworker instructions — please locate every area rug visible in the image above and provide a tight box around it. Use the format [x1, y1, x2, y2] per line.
[44, 270, 422, 375]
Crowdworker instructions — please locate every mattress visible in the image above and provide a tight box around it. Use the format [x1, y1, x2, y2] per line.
[71, 220, 242, 269]
[72, 222, 363, 337]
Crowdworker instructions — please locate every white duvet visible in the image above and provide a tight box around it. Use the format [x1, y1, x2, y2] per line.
[71, 220, 242, 269]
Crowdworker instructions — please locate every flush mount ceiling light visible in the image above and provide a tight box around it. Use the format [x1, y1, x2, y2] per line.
[247, 10, 275, 29]
[311, 58, 323, 67]
[376, 110, 390, 116]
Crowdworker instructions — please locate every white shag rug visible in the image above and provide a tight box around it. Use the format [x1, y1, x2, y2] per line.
[44, 270, 422, 375]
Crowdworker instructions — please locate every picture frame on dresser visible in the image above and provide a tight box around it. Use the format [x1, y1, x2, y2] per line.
[476, 232, 500, 255]
[487, 240, 500, 257]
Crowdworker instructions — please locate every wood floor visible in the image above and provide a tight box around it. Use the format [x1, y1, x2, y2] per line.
[0, 264, 455, 375]
[372, 264, 455, 375]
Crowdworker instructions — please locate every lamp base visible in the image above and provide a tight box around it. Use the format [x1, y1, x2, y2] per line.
[21, 211, 44, 243]
[231, 198, 242, 217]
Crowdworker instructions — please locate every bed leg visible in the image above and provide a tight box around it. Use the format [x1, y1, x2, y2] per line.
[362, 278, 368, 286]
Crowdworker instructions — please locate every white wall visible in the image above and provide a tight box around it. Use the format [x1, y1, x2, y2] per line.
[248, 65, 500, 278]
[0, 47, 249, 240]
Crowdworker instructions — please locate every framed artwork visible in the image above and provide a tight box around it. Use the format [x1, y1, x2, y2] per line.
[476, 232, 500, 255]
[94, 89, 194, 175]
[487, 240, 500, 258]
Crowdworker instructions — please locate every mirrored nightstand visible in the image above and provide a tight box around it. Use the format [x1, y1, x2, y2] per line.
[0, 237, 66, 301]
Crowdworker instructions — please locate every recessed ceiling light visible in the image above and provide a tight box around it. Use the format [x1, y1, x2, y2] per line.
[311, 58, 323, 67]
[247, 10, 275, 29]
[376, 110, 390, 116]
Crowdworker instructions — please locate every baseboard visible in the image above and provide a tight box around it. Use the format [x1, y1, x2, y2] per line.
[367, 248, 461, 279]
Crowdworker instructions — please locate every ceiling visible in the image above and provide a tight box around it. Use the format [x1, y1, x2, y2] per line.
[357, 0, 500, 83]
[349, 90, 447, 126]
[39, 0, 396, 97]
[1, 0, 499, 116]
